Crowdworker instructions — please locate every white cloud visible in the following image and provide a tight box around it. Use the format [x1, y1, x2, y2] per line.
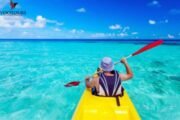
[21, 31, 35, 37]
[71, 29, 76, 33]
[152, 34, 156, 36]
[22, 31, 28, 35]
[168, 34, 175, 39]
[54, 28, 61, 32]
[148, 20, 156, 25]
[107, 33, 116, 37]
[91, 31, 131, 38]
[91, 33, 118, 38]
[169, 9, 180, 15]
[0, 15, 63, 29]
[117, 33, 128, 37]
[159, 19, 168, 24]
[151, 0, 159, 5]
[76, 8, 86, 13]
[131, 32, 138, 35]
[109, 24, 122, 30]
[78, 29, 84, 33]
[91, 33, 106, 38]
[70, 29, 84, 34]
[165, 19, 168, 23]
[35, 16, 46, 28]
[148, 0, 161, 7]
[47, 20, 64, 26]
[0, 16, 34, 28]
[0, 16, 45, 28]
[165, 19, 169, 23]
[108, 25, 130, 37]
[122, 26, 130, 32]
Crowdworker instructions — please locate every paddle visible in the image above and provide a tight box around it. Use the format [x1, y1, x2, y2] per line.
[114, 39, 164, 64]
[64, 40, 164, 87]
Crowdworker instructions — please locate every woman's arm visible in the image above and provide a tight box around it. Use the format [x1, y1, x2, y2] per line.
[85, 76, 95, 88]
[85, 76, 99, 88]
[119, 58, 133, 81]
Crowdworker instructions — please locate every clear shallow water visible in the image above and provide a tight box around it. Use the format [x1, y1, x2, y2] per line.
[0, 41, 179, 120]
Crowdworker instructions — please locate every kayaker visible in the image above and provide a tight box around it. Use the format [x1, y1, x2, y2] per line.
[85, 57, 133, 96]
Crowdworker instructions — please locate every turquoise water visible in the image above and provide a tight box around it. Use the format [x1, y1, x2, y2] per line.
[0, 41, 179, 120]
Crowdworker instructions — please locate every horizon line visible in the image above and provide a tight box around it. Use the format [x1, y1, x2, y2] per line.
[0, 38, 180, 41]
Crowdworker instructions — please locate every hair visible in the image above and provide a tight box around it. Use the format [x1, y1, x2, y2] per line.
[104, 70, 115, 74]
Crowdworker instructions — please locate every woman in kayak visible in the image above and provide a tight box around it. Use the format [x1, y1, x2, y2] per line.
[85, 57, 133, 96]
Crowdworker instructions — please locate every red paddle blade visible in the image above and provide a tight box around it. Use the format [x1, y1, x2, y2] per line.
[64, 81, 80, 87]
[132, 40, 163, 56]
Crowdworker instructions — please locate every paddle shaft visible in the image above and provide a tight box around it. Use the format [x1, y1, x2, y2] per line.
[114, 55, 132, 65]
[65, 40, 163, 87]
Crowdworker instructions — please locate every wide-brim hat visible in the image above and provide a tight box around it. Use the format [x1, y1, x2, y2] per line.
[100, 57, 114, 72]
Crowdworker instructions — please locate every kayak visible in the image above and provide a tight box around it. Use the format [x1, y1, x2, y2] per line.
[72, 88, 141, 120]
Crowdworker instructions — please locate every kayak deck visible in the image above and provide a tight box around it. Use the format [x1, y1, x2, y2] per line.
[72, 89, 141, 120]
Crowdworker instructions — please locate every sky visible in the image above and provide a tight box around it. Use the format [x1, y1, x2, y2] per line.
[0, 0, 180, 39]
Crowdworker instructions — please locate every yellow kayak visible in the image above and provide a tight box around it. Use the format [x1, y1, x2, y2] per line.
[72, 89, 141, 120]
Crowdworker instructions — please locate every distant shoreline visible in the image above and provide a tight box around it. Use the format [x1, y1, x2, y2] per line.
[0, 39, 179, 45]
